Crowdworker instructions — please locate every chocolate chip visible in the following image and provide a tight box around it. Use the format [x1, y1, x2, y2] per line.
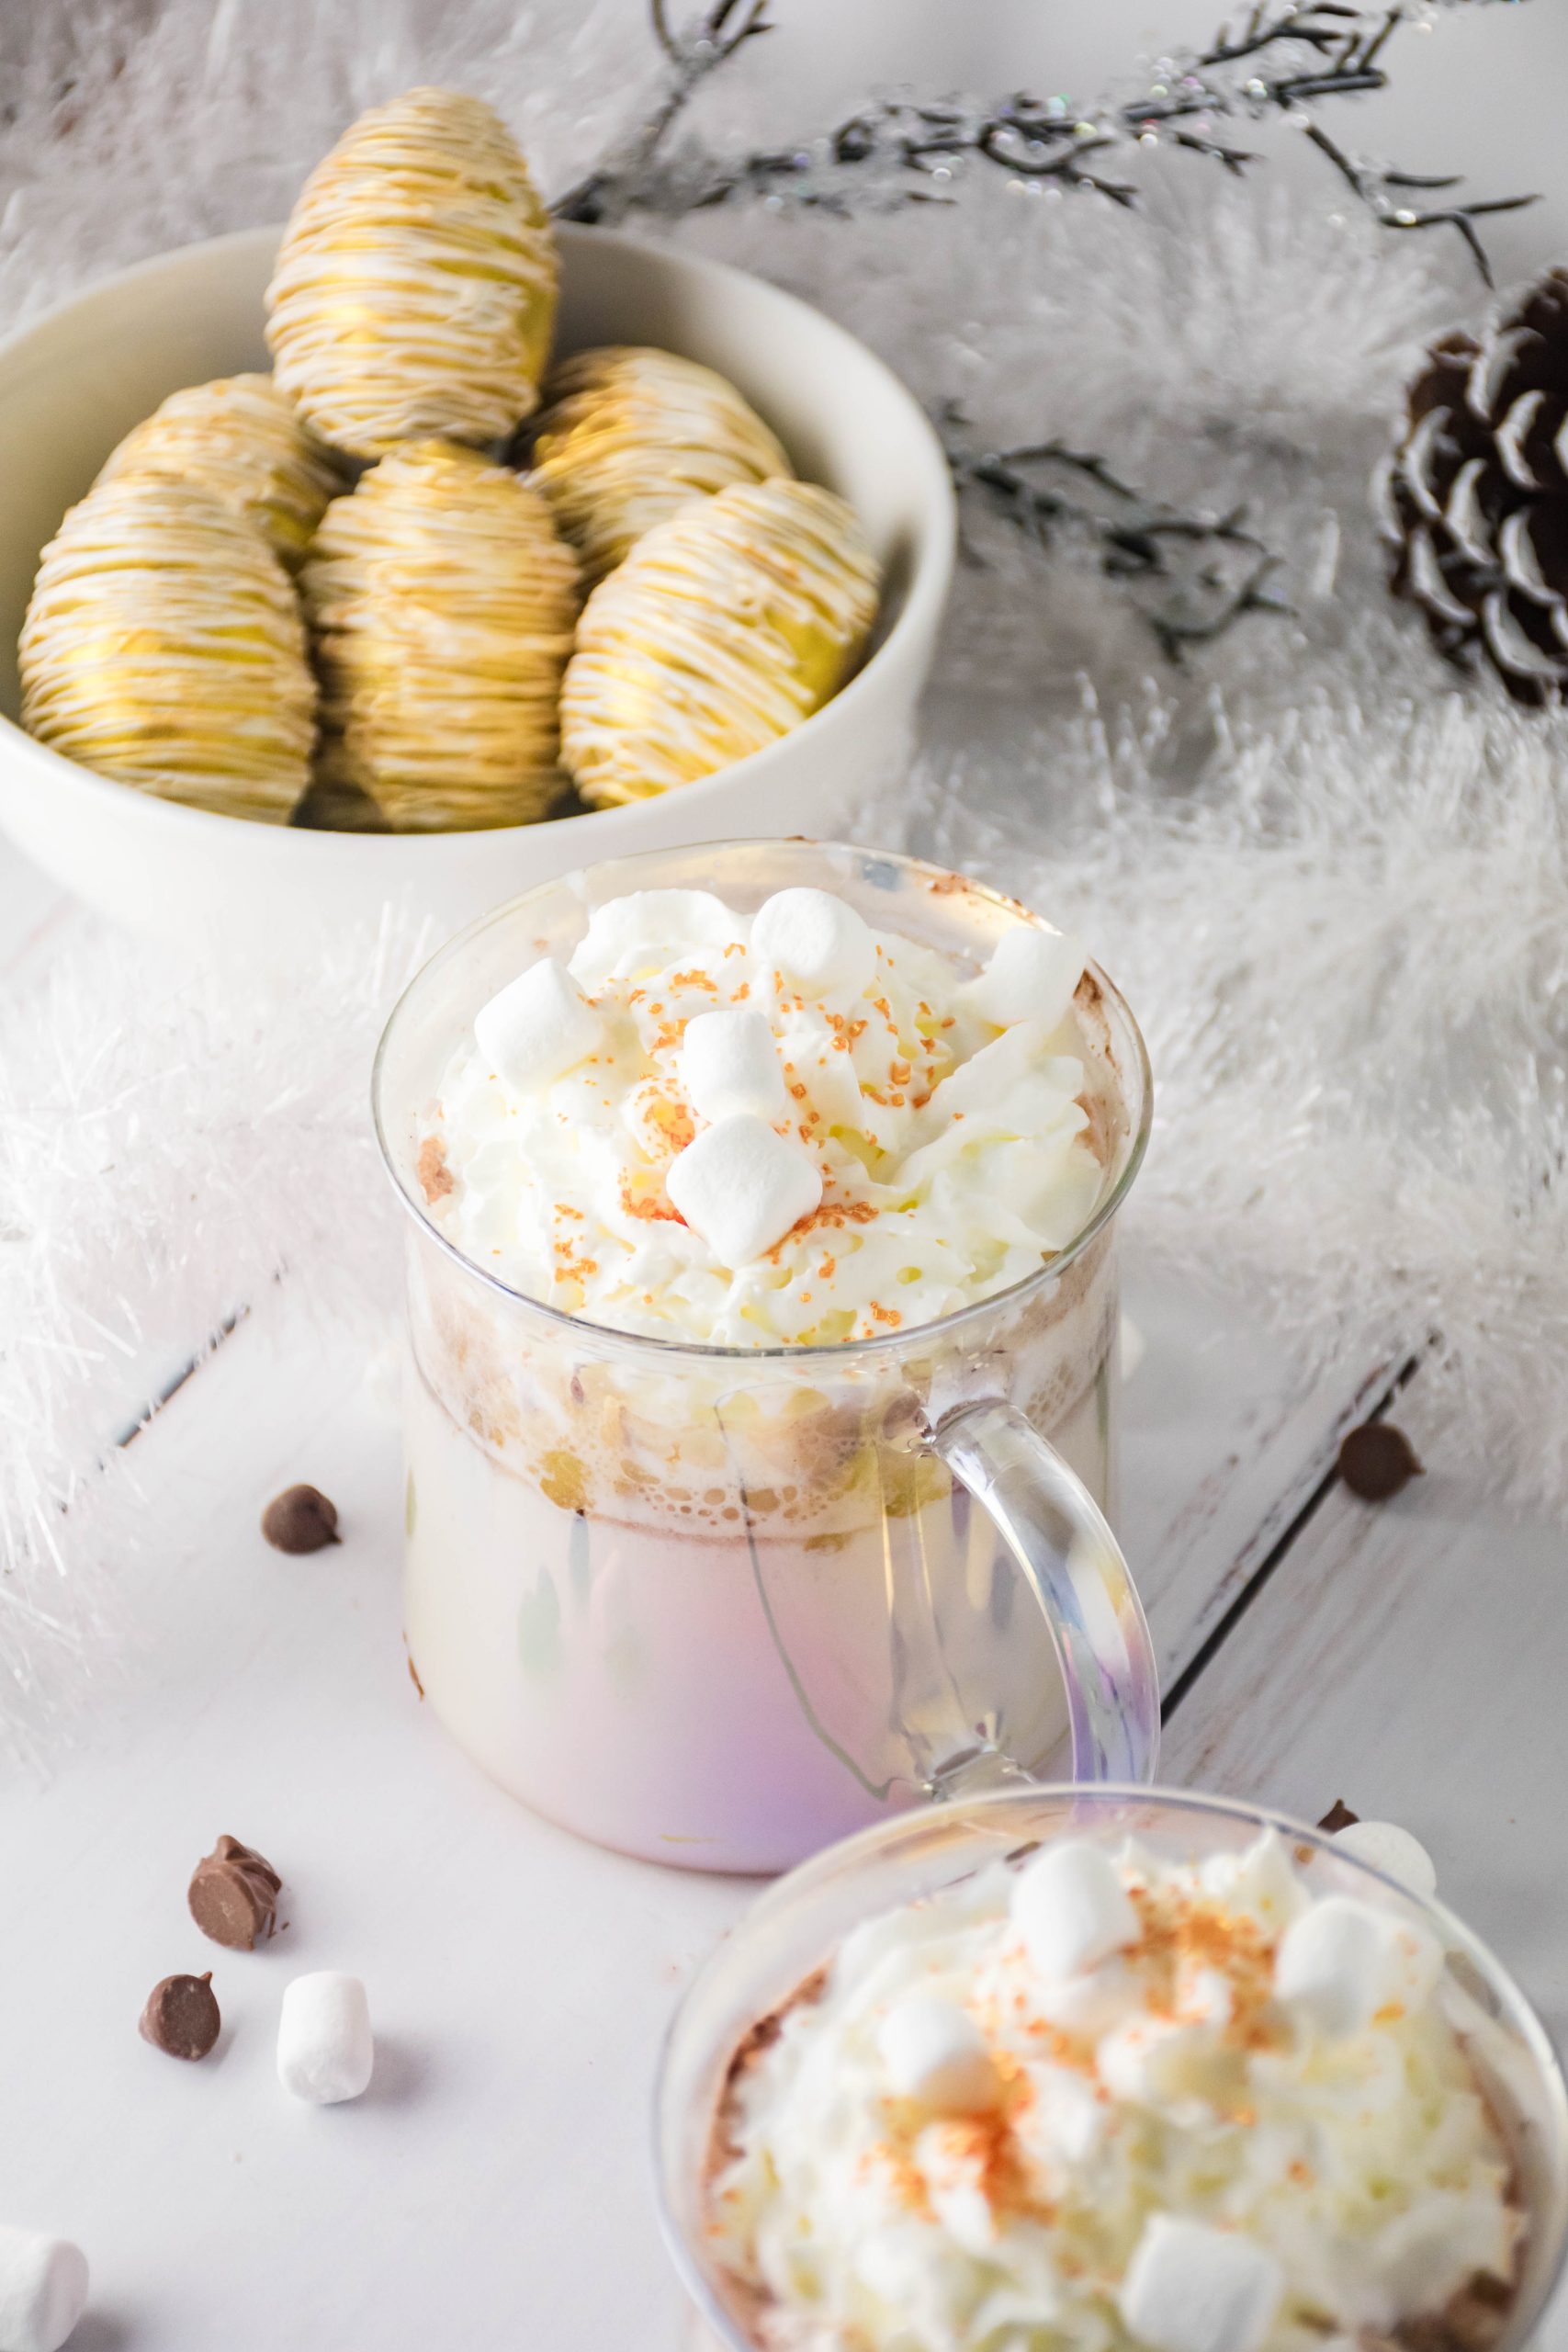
[261, 1485, 340, 1553]
[1318, 1799, 1360, 1833]
[187, 1835, 283, 1951]
[1337, 1420, 1424, 1501]
[1395, 2275, 1515, 2352]
[140, 1972, 220, 2060]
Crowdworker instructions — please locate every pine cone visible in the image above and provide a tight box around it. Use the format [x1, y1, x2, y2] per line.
[1377, 269, 1568, 704]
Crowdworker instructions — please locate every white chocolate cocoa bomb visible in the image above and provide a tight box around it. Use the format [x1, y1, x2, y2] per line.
[426, 885, 1097, 1347]
[708, 1832, 1523, 2352]
[265, 88, 558, 460]
[525, 344, 792, 586]
[93, 373, 346, 571]
[559, 482, 880, 808]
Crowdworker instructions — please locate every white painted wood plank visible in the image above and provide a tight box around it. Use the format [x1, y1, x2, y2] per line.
[1161, 1378, 1568, 2023]
[1117, 1250, 1393, 1686]
[1161, 1380, 1568, 2346]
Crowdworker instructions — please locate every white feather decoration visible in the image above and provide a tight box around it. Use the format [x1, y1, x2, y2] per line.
[0, 911, 423, 1757]
[888, 684, 1568, 1517]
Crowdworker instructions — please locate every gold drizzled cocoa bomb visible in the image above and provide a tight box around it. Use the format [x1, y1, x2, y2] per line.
[300, 438, 580, 831]
[525, 345, 792, 586]
[19, 475, 315, 821]
[265, 87, 558, 461]
[94, 374, 347, 571]
[559, 478, 880, 807]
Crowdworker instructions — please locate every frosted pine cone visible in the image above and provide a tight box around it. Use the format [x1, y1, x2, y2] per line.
[1377, 270, 1568, 703]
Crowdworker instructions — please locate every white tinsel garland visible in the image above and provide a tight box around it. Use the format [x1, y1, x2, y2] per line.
[891, 686, 1568, 1517]
[0, 0, 1564, 1753]
[0, 910, 423, 1757]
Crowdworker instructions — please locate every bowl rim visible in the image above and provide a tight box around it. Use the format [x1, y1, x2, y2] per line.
[0, 219, 957, 855]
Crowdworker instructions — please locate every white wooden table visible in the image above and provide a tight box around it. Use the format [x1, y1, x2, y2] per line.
[0, 848, 1562, 2352]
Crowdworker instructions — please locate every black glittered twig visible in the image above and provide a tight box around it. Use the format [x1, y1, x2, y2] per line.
[1302, 119, 1538, 291]
[555, 0, 1537, 285]
[942, 414, 1290, 665]
[552, 0, 773, 224]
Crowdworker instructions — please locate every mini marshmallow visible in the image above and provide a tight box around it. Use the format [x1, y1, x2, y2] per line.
[1010, 1839, 1142, 1983]
[1330, 1818, 1438, 1900]
[0, 2229, 88, 2352]
[1273, 1895, 1390, 2039]
[964, 925, 1085, 1032]
[473, 958, 600, 1097]
[665, 1114, 821, 1266]
[750, 888, 877, 999]
[876, 1996, 998, 2114]
[568, 888, 744, 987]
[1031, 1954, 1142, 2037]
[1120, 2214, 1283, 2352]
[1013, 2064, 1108, 2168]
[1096, 2016, 1210, 2112]
[276, 1971, 374, 2105]
[679, 1008, 787, 1125]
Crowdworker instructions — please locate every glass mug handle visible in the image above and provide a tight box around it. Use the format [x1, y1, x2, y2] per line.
[906, 1396, 1160, 1793]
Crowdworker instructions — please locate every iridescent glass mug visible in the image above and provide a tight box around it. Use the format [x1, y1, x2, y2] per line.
[374, 842, 1158, 1871]
[657, 1788, 1568, 2351]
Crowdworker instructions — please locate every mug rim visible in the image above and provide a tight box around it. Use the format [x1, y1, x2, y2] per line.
[370, 836, 1154, 1366]
[653, 1783, 1568, 2352]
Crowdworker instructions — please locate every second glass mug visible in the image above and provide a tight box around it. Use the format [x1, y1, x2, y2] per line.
[373, 840, 1159, 1871]
[656, 1789, 1568, 2352]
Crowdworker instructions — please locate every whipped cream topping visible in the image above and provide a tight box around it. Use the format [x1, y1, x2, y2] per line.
[423, 885, 1102, 1346]
[707, 1832, 1521, 2352]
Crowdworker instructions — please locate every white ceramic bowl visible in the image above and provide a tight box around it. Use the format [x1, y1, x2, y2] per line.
[0, 223, 954, 954]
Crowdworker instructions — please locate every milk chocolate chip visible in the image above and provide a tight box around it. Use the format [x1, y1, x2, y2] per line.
[188, 1835, 283, 1951]
[1317, 1799, 1360, 1834]
[140, 1972, 220, 2060]
[1337, 1420, 1423, 1501]
[261, 1485, 340, 1552]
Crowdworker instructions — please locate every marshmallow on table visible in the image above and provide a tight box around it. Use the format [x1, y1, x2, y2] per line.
[750, 888, 876, 999]
[876, 1996, 998, 2115]
[1120, 2214, 1284, 2352]
[277, 1972, 374, 2105]
[1330, 1818, 1438, 1900]
[474, 958, 601, 1096]
[964, 925, 1085, 1032]
[0, 2227, 88, 2352]
[1010, 1839, 1142, 1982]
[679, 1008, 787, 1125]
[666, 1114, 821, 1266]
